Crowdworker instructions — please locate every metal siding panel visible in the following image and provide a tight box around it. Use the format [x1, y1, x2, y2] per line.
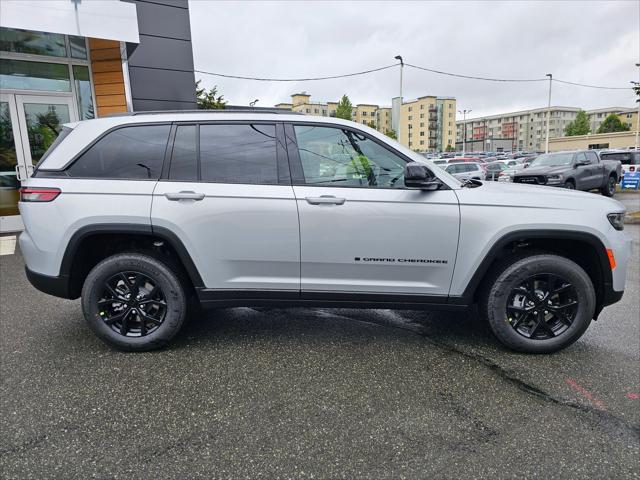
[128, 66, 196, 104]
[127, 35, 194, 71]
[129, 0, 192, 40]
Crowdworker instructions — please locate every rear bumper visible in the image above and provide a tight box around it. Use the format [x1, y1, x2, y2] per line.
[25, 267, 73, 299]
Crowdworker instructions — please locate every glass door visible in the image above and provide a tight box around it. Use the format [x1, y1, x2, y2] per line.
[0, 94, 75, 233]
[0, 93, 25, 232]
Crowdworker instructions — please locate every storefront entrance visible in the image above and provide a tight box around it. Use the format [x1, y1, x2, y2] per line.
[0, 93, 75, 232]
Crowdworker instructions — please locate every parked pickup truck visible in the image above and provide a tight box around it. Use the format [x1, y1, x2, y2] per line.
[513, 150, 622, 196]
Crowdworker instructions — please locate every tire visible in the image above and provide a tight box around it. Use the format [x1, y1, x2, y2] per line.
[480, 254, 595, 353]
[81, 253, 188, 351]
[600, 175, 616, 197]
[564, 180, 575, 190]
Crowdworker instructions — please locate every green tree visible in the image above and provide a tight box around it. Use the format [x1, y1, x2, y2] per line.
[335, 95, 353, 120]
[565, 110, 590, 136]
[366, 120, 376, 129]
[384, 129, 397, 140]
[597, 113, 630, 134]
[196, 80, 226, 109]
[445, 144, 455, 152]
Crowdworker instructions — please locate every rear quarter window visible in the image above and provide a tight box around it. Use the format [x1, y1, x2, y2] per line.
[66, 124, 170, 179]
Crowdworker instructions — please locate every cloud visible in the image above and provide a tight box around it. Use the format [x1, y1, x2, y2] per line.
[189, 0, 639, 119]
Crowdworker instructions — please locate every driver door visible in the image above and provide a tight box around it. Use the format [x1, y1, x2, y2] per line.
[287, 123, 460, 298]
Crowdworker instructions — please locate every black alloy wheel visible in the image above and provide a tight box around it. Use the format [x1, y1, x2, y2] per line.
[607, 176, 616, 196]
[506, 273, 578, 340]
[98, 271, 167, 337]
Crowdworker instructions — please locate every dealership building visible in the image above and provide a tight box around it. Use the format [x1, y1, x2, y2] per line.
[0, 0, 197, 232]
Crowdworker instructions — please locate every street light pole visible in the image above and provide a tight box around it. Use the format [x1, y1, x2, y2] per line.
[394, 55, 403, 141]
[545, 73, 552, 154]
[635, 63, 640, 149]
[458, 109, 471, 155]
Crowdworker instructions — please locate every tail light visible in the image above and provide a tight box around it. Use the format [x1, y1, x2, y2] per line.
[630, 166, 636, 172]
[19, 187, 61, 202]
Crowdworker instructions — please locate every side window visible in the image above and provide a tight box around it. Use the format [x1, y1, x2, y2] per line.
[293, 125, 406, 188]
[169, 125, 197, 181]
[586, 151, 599, 164]
[575, 152, 587, 164]
[200, 124, 278, 184]
[67, 125, 170, 179]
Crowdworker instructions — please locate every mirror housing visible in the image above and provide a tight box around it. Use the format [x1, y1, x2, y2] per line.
[574, 161, 589, 168]
[404, 162, 441, 190]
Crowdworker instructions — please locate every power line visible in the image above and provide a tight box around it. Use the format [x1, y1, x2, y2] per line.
[405, 63, 546, 83]
[195, 62, 632, 90]
[553, 78, 631, 90]
[194, 64, 397, 82]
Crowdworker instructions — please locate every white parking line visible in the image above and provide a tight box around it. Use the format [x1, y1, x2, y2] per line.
[0, 236, 17, 256]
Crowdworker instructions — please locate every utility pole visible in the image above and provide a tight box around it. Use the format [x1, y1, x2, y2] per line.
[545, 73, 552, 154]
[635, 63, 640, 149]
[394, 55, 403, 141]
[458, 109, 471, 155]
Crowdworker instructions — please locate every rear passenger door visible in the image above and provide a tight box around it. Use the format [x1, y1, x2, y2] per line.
[151, 122, 300, 292]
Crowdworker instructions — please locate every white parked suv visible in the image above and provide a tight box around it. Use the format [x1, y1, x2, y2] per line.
[19, 110, 632, 353]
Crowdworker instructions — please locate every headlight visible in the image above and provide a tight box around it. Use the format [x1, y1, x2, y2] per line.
[547, 174, 563, 182]
[607, 212, 625, 231]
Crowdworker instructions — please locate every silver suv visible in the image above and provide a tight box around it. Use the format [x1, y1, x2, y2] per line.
[19, 110, 632, 353]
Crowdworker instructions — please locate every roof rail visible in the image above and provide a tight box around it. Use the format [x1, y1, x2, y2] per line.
[106, 106, 301, 117]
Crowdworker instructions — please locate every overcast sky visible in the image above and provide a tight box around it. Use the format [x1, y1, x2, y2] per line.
[189, 0, 639, 120]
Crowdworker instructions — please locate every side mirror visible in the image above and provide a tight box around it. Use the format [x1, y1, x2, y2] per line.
[404, 162, 441, 190]
[575, 161, 588, 167]
[523, 163, 530, 168]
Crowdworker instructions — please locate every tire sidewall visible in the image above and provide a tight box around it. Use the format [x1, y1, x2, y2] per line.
[81, 253, 186, 351]
[486, 255, 595, 353]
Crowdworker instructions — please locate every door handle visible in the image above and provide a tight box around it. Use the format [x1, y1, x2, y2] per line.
[165, 191, 205, 201]
[305, 195, 346, 205]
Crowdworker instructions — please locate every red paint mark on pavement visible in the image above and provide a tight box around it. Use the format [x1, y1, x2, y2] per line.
[564, 378, 607, 411]
[625, 392, 640, 400]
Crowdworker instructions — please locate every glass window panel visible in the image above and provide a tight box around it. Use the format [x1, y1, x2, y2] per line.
[0, 60, 71, 92]
[23, 103, 71, 163]
[200, 124, 278, 184]
[67, 125, 170, 179]
[0, 101, 20, 216]
[0, 28, 66, 57]
[73, 65, 94, 119]
[294, 125, 406, 188]
[169, 125, 197, 181]
[69, 36, 87, 59]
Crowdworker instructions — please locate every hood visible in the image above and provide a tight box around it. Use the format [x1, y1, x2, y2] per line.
[455, 180, 625, 213]
[514, 164, 570, 176]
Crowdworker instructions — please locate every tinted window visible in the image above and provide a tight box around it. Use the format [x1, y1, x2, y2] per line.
[294, 125, 406, 188]
[200, 124, 278, 184]
[585, 151, 599, 164]
[169, 125, 197, 181]
[67, 125, 170, 179]
[601, 152, 637, 165]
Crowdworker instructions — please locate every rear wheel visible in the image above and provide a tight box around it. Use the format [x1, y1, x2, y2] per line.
[481, 254, 595, 353]
[600, 175, 616, 197]
[81, 253, 187, 351]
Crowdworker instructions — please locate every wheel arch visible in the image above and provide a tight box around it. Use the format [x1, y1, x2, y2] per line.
[61, 223, 204, 299]
[453, 229, 613, 317]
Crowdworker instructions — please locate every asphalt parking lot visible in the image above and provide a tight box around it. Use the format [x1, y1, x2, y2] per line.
[1, 226, 638, 479]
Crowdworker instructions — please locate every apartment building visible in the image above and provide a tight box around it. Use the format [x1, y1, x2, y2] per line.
[456, 106, 638, 152]
[399, 96, 456, 152]
[456, 107, 581, 152]
[275, 93, 455, 151]
[588, 107, 630, 132]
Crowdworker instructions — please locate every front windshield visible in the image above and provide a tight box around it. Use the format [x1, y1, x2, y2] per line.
[530, 153, 573, 167]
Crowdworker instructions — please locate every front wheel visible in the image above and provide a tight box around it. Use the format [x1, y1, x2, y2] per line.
[481, 254, 595, 353]
[600, 175, 616, 197]
[564, 180, 575, 190]
[81, 253, 188, 351]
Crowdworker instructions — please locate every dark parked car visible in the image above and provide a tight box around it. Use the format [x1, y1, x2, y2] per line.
[512, 150, 622, 196]
[599, 150, 639, 177]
